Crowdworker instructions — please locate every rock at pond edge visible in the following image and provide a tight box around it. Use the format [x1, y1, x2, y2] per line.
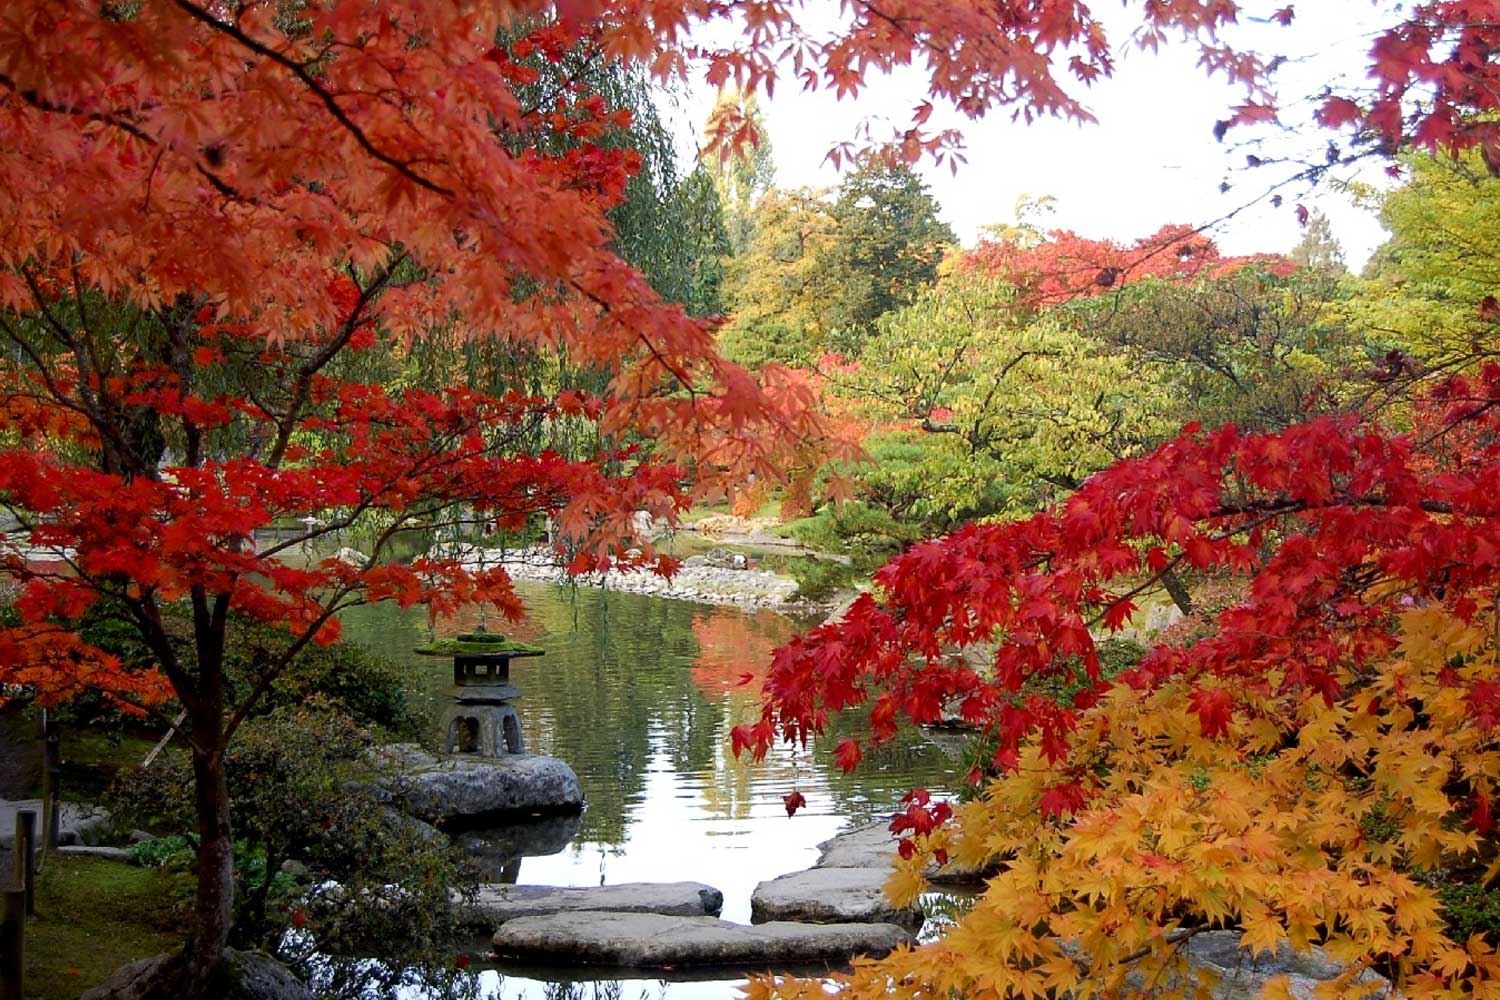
[374, 744, 583, 826]
[80, 949, 311, 1000]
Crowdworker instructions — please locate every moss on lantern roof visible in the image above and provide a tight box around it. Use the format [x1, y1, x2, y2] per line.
[413, 633, 543, 656]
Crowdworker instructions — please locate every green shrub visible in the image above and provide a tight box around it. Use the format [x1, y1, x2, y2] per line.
[248, 625, 424, 738]
[111, 701, 471, 968]
[77, 603, 425, 737]
[129, 834, 195, 869]
[1438, 881, 1500, 940]
[783, 501, 917, 554]
[782, 556, 860, 602]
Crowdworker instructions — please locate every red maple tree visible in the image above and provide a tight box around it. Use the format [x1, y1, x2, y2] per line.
[957, 224, 1295, 311]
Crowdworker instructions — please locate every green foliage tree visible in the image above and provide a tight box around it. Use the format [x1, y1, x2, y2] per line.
[499, 34, 728, 318]
[834, 273, 1173, 526]
[824, 159, 956, 352]
[720, 188, 843, 367]
[720, 162, 954, 367]
[829, 264, 1365, 532]
[1070, 265, 1365, 433]
[1354, 152, 1500, 370]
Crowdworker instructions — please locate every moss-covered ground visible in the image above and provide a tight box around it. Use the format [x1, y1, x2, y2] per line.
[24, 853, 190, 1000]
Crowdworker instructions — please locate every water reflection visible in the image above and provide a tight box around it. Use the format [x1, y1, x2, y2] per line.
[456, 814, 581, 883]
[340, 583, 957, 999]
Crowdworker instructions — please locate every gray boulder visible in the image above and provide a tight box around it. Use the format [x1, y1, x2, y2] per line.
[375, 745, 582, 825]
[751, 866, 923, 930]
[492, 911, 912, 968]
[81, 949, 311, 1000]
[0, 798, 111, 847]
[466, 881, 723, 926]
[1179, 932, 1392, 1000]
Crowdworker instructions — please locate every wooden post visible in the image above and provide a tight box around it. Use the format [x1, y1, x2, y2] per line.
[11, 814, 33, 917]
[39, 713, 59, 850]
[0, 889, 22, 1000]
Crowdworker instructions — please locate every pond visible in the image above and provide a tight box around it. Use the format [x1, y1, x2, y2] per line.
[339, 581, 960, 1000]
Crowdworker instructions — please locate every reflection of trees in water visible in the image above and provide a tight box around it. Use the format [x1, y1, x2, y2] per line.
[521, 979, 669, 1000]
[816, 708, 961, 827]
[340, 588, 956, 847]
[508, 589, 722, 843]
[688, 606, 803, 821]
[688, 606, 791, 694]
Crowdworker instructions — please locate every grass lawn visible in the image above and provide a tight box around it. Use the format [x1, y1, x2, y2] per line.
[24, 853, 191, 1000]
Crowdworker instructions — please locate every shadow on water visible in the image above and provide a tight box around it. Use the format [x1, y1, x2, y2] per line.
[339, 582, 959, 999]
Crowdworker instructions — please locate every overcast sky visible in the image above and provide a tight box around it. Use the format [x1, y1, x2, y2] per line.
[668, 1, 1398, 269]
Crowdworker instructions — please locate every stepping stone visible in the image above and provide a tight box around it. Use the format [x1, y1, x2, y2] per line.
[492, 911, 912, 968]
[465, 881, 723, 925]
[751, 866, 923, 930]
[816, 821, 992, 884]
[816, 822, 899, 869]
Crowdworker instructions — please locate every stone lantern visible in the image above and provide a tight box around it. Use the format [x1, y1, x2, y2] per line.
[415, 628, 544, 757]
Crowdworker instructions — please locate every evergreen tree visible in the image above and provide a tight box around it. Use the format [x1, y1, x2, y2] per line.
[825, 159, 956, 350]
[1289, 209, 1347, 273]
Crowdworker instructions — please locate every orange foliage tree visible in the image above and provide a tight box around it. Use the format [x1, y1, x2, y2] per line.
[957, 224, 1294, 311]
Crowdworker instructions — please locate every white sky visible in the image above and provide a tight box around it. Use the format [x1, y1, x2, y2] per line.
[668, 1, 1399, 269]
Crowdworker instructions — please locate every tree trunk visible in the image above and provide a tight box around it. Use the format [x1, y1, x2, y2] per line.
[180, 737, 234, 997]
[1161, 567, 1194, 617]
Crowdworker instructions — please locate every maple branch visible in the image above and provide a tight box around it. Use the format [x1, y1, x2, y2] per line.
[0, 315, 99, 432]
[8, 273, 145, 476]
[264, 250, 406, 469]
[160, 296, 209, 468]
[223, 492, 492, 743]
[15, 536, 206, 720]
[172, 0, 454, 198]
[0, 71, 243, 201]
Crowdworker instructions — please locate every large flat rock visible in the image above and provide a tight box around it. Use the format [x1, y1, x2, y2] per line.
[492, 911, 912, 968]
[816, 821, 992, 884]
[375, 745, 582, 826]
[467, 881, 723, 925]
[816, 822, 898, 868]
[751, 866, 923, 930]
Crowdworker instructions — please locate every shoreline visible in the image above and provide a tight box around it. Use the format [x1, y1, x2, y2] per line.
[444, 545, 837, 612]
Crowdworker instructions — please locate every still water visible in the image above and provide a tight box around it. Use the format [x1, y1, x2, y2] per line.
[340, 581, 959, 1000]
